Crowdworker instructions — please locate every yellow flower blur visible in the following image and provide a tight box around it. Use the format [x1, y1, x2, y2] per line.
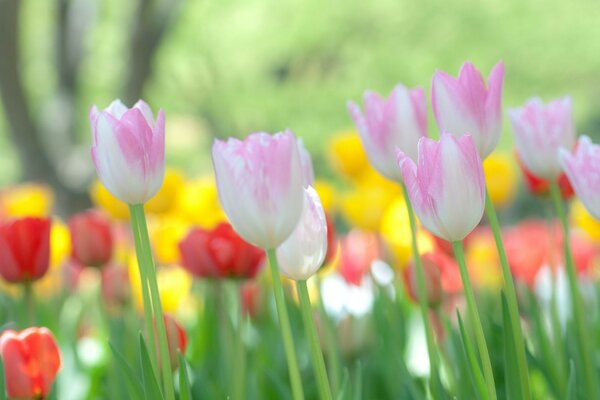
[327, 130, 369, 179]
[483, 152, 518, 208]
[90, 180, 130, 220]
[379, 196, 434, 269]
[176, 177, 226, 229]
[0, 184, 54, 218]
[465, 233, 502, 289]
[571, 199, 600, 241]
[145, 168, 185, 214]
[129, 257, 192, 313]
[313, 179, 337, 213]
[149, 215, 190, 265]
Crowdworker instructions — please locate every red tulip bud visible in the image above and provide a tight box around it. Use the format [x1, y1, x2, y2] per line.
[68, 209, 113, 268]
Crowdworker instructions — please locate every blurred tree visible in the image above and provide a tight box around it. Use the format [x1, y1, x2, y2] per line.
[0, 0, 179, 214]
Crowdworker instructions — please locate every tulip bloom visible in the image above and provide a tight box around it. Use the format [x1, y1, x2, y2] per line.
[432, 62, 505, 159]
[404, 252, 444, 307]
[297, 138, 315, 187]
[179, 223, 265, 279]
[338, 230, 381, 286]
[559, 135, 600, 219]
[68, 209, 113, 267]
[516, 153, 574, 199]
[0, 217, 51, 283]
[89, 99, 165, 204]
[101, 264, 131, 310]
[0, 327, 61, 399]
[347, 84, 427, 181]
[276, 186, 328, 281]
[397, 133, 486, 242]
[509, 97, 575, 180]
[212, 131, 304, 249]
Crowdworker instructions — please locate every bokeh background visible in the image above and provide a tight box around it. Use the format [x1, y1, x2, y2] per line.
[1, 0, 600, 213]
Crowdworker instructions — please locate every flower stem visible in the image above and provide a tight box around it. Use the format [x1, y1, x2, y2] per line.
[297, 280, 332, 400]
[401, 183, 442, 395]
[130, 204, 175, 400]
[22, 281, 35, 326]
[128, 205, 160, 382]
[231, 281, 246, 400]
[266, 249, 304, 400]
[315, 275, 341, 397]
[484, 188, 531, 399]
[451, 240, 497, 400]
[549, 181, 597, 399]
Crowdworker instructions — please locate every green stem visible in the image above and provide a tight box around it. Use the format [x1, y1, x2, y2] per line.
[297, 280, 333, 400]
[128, 205, 160, 384]
[231, 281, 246, 400]
[315, 275, 341, 397]
[131, 204, 175, 400]
[451, 241, 497, 400]
[549, 181, 597, 399]
[484, 188, 531, 399]
[266, 249, 304, 400]
[22, 281, 34, 326]
[401, 183, 442, 395]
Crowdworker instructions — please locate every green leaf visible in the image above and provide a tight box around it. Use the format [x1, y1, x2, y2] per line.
[352, 361, 362, 400]
[457, 310, 487, 400]
[109, 342, 145, 400]
[501, 291, 521, 400]
[566, 360, 577, 400]
[178, 352, 193, 400]
[139, 334, 164, 400]
[336, 368, 350, 400]
[0, 358, 6, 400]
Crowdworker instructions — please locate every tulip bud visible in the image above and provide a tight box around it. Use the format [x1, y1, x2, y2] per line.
[68, 209, 113, 268]
[101, 264, 131, 311]
[404, 252, 443, 307]
[276, 186, 328, 281]
[397, 133, 486, 242]
[89, 99, 165, 204]
[0, 217, 51, 283]
[155, 314, 187, 371]
[432, 61, 505, 159]
[212, 131, 304, 249]
[0, 327, 61, 399]
[347, 84, 428, 181]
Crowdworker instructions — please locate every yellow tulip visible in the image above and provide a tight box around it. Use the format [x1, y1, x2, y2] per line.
[379, 196, 434, 269]
[483, 152, 518, 208]
[327, 130, 369, 179]
[0, 184, 54, 217]
[572, 199, 600, 241]
[175, 177, 226, 229]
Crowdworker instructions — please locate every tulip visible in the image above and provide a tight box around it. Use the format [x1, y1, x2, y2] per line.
[347, 84, 427, 181]
[178, 223, 265, 279]
[432, 62, 505, 159]
[559, 135, 600, 219]
[0, 217, 51, 283]
[0, 327, 61, 399]
[404, 252, 443, 307]
[156, 314, 187, 371]
[275, 187, 328, 281]
[397, 133, 486, 242]
[338, 230, 381, 286]
[297, 138, 315, 187]
[89, 99, 165, 204]
[516, 152, 574, 199]
[212, 131, 304, 249]
[101, 264, 131, 310]
[68, 209, 113, 268]
[509, 97, 575, 180]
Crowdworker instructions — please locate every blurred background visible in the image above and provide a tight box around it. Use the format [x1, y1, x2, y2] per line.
[1, 0, 600, 213]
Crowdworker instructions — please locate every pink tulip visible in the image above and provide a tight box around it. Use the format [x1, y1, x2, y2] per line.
[509, 97, 575, 180]
[397, 133, 486, 242]
[432, 62, 504, 159]
[89, 99, 165, 204]
[347, 84, 427, 181]
[212, 131, 304, 249]
[559, 136, 600, 219]
[276, 186, 328, 280]
[297, 138, 315, 187]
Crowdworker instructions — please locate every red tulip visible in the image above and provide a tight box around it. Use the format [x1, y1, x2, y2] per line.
[178, 223, 265, 279]
[516, 153, 574, 199]
[338, 230, 381, 286]
[0, 327, 61, 399]
[157, 314, 187, 371]
[0, 217, 51, 283]
[240, 280, 263, 319]
[404, 252, 443, 307]
[68, 209, 113, 267]
[101, 264, 131, 310]
[322, 214, 338, 266]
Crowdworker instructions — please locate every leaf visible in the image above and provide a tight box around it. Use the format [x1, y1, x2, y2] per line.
[566, 360, 577, 400]
[0, 358, 6, 400]
[138, 334, 164, 400]
[109, 342, 145, 400]
[336, 368, 350, 400]
[352, 361, 362, 400]
[457, 310, 487, 400]
[178, 352, 193, 400]
[501, 291, 522, 400]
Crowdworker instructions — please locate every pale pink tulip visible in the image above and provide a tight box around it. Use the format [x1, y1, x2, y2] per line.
[559, 136, 600, 219]
[432, 62, 504, 159]
[297, 138, 315, 187]
[90, 99, 165, 204]
[276, 186, 328, 280]
[509, 97, 575, 180]
[397, 133, 486, 242]
[347, 84, 427, 181]
[212, 131, 304, 249]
